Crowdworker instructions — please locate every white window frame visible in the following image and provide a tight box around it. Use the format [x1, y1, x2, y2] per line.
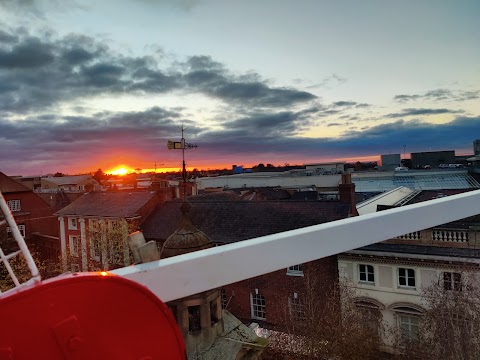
[68, 217, 78, 230]
[7, 199, 21, 212]
[398, 267, 416, 289]
[289, 293, 306, 321]
[399, 314, 420, 339]
[69, 235, 79, 257]
[358, 264, 375, 285]
[6, 224, 26, 238]
[287, 264, 304, 277]
[90, 238, 101, 261]
[251, 289, 266, 320]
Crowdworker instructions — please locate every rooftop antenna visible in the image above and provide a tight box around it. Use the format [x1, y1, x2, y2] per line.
[167, 125, 197, 200]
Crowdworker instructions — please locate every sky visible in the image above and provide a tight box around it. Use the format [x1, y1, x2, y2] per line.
[0, 0, 479, 175]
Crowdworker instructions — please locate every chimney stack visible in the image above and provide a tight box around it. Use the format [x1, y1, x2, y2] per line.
[339, 173, 358, 216]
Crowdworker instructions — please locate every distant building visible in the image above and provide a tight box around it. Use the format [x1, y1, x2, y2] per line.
[11, 175, 42, 190]
[380, 154, 401, 171]
[411, 150, 455, 168]
[41, 175, 99, 192]
[232, 165, 243, 174]
[304, 162, 345, 172]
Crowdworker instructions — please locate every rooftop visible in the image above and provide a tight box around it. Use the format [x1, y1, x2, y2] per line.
[42, 175, 94, 185]
[55, 191, 157, 218]
[142, 193, 350, 244]
[0, 173, 31, 193]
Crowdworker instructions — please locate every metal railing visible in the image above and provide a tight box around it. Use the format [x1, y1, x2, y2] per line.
[0, 192, 41, 294]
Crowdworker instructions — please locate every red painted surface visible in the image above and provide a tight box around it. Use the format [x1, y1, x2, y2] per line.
[0, 273, 185, 360]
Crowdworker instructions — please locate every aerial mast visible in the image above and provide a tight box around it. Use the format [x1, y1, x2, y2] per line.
[167, 126, 197, 200]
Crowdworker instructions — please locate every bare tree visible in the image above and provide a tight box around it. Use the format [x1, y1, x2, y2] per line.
[266, 264, 384, 359]
[0, 225, 61, 292]
[64, 219, 133, 272]
[394, 270, 480, 360]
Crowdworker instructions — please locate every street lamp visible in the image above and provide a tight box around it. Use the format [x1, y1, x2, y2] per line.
[403, 145, 406, 159]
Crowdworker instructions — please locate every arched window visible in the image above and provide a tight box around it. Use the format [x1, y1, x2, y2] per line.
[390, 303, 425, 340]
[354, 297, 384, 331]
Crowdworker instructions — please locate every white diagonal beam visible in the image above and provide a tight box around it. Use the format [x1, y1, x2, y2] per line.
[112, 189, 480, 302]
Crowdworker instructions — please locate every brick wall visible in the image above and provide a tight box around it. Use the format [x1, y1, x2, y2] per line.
[223, 256, 338, 330]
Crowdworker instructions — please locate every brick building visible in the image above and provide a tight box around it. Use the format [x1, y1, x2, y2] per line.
[55, 191, 159, 272]
[0, 172, 59, 259]
[140, 184, 355, 330]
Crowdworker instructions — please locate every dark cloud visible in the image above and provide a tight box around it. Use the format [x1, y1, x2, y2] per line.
[332, 101, 357, 107]
[0, 36, 54, 68]
[183, 56, 316, 107]
[386, 108, 464, 118]
[394, 89, 480, 103]
[355, 103, 371, 108]
[0, 29, 316, 113]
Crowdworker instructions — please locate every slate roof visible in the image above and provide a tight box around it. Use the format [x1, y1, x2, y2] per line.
[55, 191, 157, 218]
[42, 175, 94, 185]
[141, 196, 350, 244]
[407, 188, 475, 204]
[0, 172, 31, 193]
[353, 243, 480, 259]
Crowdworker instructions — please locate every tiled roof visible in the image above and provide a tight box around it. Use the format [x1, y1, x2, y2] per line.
[55, 191, 157, 218]
[42, 175, 93, 185]
[407, 189, 475, 204]
[0, 172, 31, 193]
[142, 196, 350, 244]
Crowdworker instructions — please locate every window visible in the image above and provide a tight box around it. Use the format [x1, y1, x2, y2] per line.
[289, 293, 306, 321]
[210, 299, 219, 324]
[359, 264, 375, 284]
[188, 305, 201, 332]
[287, 264, 304, 276]
[398, 268, 416, 288]
[68, 217, 77, 230]
[444, 272, 462, 291]
[6, 224, 25, 238]
[69, 235, 79, 257]
[7, 200, 21, 212]
[221, 288, 228, 309]
[399, 315, 419, 339]
[90, 238, 101, 261]
[71, 264, 80, 272]
[251, 289, 266, 320]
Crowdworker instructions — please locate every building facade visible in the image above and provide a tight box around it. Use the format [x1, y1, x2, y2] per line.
[340, 188, 480, 352]
[55, 191, 159, 272]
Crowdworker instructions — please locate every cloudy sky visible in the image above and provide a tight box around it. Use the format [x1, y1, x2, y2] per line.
[0, 0, 479, 175]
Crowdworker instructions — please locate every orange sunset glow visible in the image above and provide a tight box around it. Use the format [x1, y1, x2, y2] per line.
[107, 167, 129, 176]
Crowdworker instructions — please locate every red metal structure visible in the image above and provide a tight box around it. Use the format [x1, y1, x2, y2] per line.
[0, 273, 185, 359]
